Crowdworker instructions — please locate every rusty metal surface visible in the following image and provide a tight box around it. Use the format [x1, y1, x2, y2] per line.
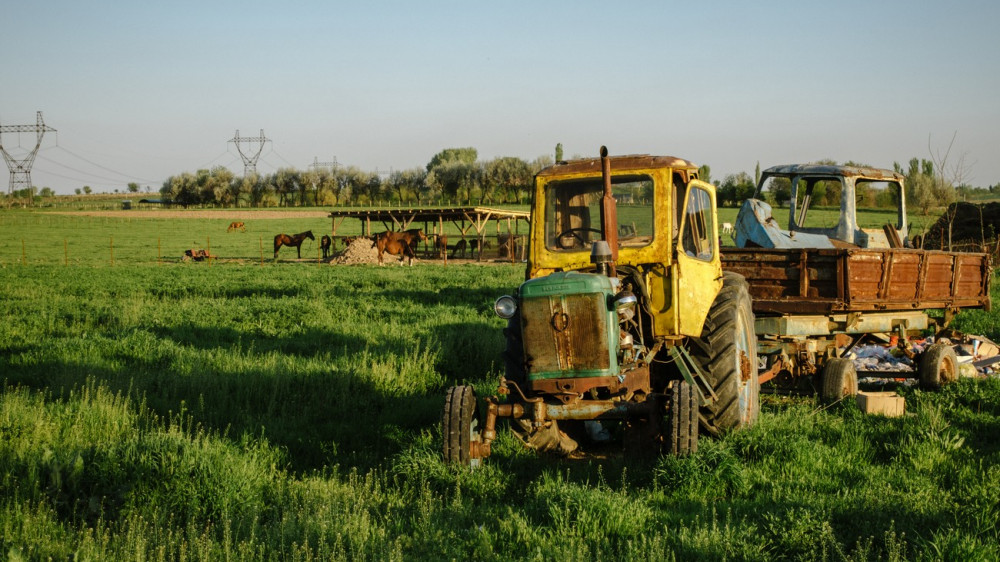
[722, 247, 990, 315]
[529, 365, 651, 400]
[760, 164, 904, 183]
[521, 293, 610, 374]
[755, 311, 930, 337]
[537, 154, 699, 180]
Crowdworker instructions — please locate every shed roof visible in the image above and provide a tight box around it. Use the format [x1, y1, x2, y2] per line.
[327, 206, 530, 235]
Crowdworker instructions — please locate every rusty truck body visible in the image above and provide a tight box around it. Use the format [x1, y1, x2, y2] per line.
[723, 164, 991, 398]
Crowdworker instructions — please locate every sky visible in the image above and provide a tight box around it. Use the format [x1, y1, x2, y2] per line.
[2, 0, 999, 195]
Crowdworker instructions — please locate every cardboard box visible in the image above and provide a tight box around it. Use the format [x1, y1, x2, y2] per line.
[856, 391, 905, 417]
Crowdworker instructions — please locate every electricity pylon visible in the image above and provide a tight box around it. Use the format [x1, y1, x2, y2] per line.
[0, 111, 56, 200]
[228, 129, 269, 177]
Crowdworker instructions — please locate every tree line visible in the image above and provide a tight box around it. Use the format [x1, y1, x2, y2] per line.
[159, 148, 553, 208]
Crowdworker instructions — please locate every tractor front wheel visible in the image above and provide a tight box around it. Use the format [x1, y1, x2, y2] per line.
[664, 380, 698, 455]
[442, 385, 485, 467]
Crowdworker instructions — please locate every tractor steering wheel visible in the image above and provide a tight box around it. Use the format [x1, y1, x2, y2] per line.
[555, 227, 602, 249]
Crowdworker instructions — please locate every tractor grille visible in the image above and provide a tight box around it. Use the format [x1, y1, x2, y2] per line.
[521, 293, 610, 377]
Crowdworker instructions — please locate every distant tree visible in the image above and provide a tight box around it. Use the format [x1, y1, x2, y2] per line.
[207, 167, 236, 206]
[426, 147, 478, 173]
[273, 168, 300, 206]
[530, 155, 553, 174]
[127, 182, 140, 193]
[698, 164, 712, 185]
[484, 157, 532, 204]
[164, 173, 199, 208]
[555, 143, 564, 162]
[717, 172, 755, 207]
[38, 187, 55, 197]
[928, 132, 967, 250]
[754, 161, 760, 186]
[245, 173, 268, 207]
[83, 186, 92, 195]
[74, 188, 82, 195]
[387, 168, 427, 205]
[766, 177, 792, 206]
[428, 160, 480, 205]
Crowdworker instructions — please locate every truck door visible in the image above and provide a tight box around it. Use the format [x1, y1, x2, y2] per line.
[673, 179, 723, 336]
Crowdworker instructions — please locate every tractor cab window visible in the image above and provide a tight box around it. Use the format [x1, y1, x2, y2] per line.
[545, 175, 654, 251]
[680, 185, 714, 261]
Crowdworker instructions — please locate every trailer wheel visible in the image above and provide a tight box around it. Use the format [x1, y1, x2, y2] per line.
[821, 358, 858, 403]
[442, 385, 484, 467]
[690, 274, 760, 435]
[919, 343, 958, 390]
[664, 380, 698, 455]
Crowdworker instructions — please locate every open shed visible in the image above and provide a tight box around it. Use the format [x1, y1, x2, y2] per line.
[326, 206, 531, 261]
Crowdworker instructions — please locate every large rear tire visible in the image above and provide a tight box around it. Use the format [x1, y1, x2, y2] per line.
[689, 274, 760, 435]
[442, 385, 483, 467]
[664, 380, 698, 455]
[821, 358, 858, 403]
[919, 343, 958, 390]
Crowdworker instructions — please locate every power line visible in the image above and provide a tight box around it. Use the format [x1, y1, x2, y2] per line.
[35, 154, 147, 185]
[51, 145, 158, 184]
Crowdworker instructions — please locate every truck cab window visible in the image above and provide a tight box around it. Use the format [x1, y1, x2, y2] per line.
[681, 186, 714, 261]
[545, 175, 654, 251]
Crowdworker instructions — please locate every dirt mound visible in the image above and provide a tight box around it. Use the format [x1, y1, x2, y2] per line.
[921, 202, 1000, 251]
[331, 236, 415, 265]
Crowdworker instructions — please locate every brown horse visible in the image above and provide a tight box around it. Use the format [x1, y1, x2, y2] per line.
[320, 235, 332, 258]
[227, 221, 246, 232]
[373, 229, 427, 265]
[274, 230, 315, 259]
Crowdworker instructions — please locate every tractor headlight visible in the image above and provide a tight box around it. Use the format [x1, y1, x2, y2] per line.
[494, 295, 517, 319]
[614, 290, 637, 312]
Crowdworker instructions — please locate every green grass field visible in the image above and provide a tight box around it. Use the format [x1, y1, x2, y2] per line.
[2, 209, 999, 560]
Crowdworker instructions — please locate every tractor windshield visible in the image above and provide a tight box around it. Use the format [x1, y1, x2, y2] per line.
[544, 175, 654, 252]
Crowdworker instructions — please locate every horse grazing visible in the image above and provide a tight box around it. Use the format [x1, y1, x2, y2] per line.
[274, 230, 315, 259]
[227, 221, 246, 232]
[373, 229, 427, 266]
[320, 235, 332, 258]
[470, 238, 491, 258]
[434, 233, 448, 259]
[450, 239, 467, 258]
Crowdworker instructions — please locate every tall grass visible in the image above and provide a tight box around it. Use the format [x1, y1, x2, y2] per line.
[2, 213, 999, 560]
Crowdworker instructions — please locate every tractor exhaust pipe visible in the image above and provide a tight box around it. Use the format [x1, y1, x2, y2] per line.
[598, 146, 619, 277]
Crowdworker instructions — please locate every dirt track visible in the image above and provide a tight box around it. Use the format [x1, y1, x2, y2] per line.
[51, 210, 330, 219]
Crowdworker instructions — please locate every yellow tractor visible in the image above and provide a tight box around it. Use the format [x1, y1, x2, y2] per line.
[443, 148, 759, 465]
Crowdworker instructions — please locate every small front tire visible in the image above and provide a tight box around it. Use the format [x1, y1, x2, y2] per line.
[442, 385, 484, 467]
[664, 380, 698, 456]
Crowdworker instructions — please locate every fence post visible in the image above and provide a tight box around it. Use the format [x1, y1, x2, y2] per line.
[110, 236, 114, 266]
[21, 239, 26, 266]
[259, 236, 264, 266]
[64, 239, 68, 266]
[207, 236, 212, 266]
[158, 238, 162, 265]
